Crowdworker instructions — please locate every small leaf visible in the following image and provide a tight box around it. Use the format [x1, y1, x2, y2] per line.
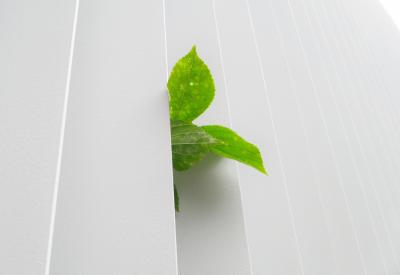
[168, 46, 215, 122]
[171, 121, 219, 171]
[174, 184, 180, 212]
[171, 120, 219, 146]
[202, 125, 267, 174]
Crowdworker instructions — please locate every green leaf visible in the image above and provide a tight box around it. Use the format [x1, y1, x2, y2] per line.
[202, 125, 267, 174]
[167, 46, 215, 122]
[174, 184, 179, 212]
[171, 120, 219, 171]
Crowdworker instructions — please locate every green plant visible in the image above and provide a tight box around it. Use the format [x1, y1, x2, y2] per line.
[168, 46, 267, 211]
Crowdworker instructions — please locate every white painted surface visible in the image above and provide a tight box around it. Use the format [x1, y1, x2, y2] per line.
[229, 0, 400, 274]
[0, 1, 76, 274]
[2, 0, 400, 274]
[49, 0, 177, 274]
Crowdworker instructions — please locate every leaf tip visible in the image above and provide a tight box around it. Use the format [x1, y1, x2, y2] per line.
[190, 45, 197, 54]
[259, 165, 268, 175]
[256, 151, 268, 175]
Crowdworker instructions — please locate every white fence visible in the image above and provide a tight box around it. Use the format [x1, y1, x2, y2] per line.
[1, 0, 400, 274]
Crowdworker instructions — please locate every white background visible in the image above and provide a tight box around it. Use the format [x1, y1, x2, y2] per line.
[379, 0, 400, 29]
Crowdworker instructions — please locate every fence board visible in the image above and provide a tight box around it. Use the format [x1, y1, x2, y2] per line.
[0, 1, 77, 273]
[49, 1, 178, 274]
